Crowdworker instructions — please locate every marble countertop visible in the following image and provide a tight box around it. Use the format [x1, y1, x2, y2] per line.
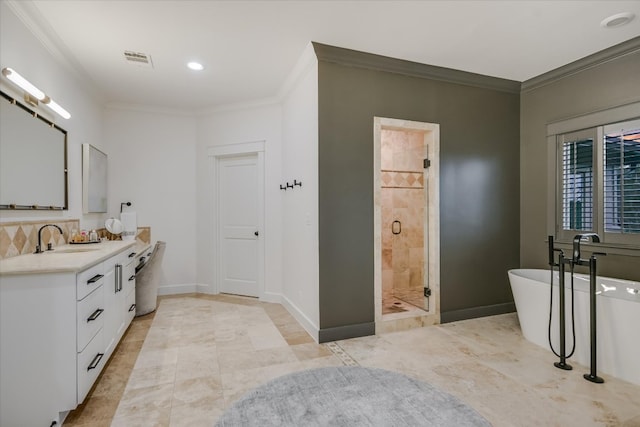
[0, 240, 152, 276]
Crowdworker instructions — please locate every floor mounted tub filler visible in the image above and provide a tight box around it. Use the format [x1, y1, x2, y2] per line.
[508, 268, 640, 386]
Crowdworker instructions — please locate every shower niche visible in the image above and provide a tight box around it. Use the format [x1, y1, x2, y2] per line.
[374, 117, 440, 332]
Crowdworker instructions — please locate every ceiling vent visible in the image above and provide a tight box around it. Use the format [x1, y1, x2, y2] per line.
[123, 51, 153, 68]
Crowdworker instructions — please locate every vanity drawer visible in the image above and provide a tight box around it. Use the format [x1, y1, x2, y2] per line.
[104, 249, 134, 271]
[77, 328, 105, 404]
[125, 287, 136, 328]
[76, 263, 105, 301]
[77, 285, 104, 352]
[122, 259, 136, 298]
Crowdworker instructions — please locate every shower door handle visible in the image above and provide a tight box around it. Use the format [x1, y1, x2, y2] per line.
[392, 220, 401, 235]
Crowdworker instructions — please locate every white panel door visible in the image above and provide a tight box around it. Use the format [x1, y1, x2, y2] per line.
[219, 154, 260, 297]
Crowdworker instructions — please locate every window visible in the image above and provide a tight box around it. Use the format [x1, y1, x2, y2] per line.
[603, 121, 640, 237]
[560, 131, 594, 232]
[556, 119, 640, 246]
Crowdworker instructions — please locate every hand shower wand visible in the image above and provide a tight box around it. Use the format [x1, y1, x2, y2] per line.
[548, 236, 573, 371]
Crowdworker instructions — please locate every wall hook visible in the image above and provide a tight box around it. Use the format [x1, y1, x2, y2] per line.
[294, 179, 302, 187]
[286, 182, 294, 189]
[280, 184, 287, 191]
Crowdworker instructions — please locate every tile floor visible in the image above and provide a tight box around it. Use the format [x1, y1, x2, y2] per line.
[64, 294, 640, 426]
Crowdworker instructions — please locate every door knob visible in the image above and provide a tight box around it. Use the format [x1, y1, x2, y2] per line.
[254, 231, 259, 236]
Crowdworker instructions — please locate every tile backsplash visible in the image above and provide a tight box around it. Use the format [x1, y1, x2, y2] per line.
[0, 220, 151, 260]
[0, 219, 79, 259]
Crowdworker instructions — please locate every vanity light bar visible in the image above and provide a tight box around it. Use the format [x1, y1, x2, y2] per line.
[1, 67, 71, 119]
[1, 67, 45, 100]
[43, 97, 71, 120]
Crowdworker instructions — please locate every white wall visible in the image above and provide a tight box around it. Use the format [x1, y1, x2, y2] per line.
[280, 45, 320, 336]
[104, 107, 197, 288]
[2, 4, 322, 338]
[2, 2, 198, 290]
[0, 1, 103, 227]
[196, 103, 284, 298]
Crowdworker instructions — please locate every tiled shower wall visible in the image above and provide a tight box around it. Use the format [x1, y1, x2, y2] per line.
[381, 129, 425, 309]
[0, 219, 152, 260]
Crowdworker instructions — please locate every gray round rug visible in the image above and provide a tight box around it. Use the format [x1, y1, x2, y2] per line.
[215, 366, 492, 426]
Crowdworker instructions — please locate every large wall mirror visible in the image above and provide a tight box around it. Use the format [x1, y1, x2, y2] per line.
[82, 143, 108, 213]
[0, 91, 68, 210]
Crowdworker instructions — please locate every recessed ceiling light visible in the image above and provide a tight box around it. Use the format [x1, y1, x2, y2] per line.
[187, 61, 204, 71]
[600, 12, 635, 28]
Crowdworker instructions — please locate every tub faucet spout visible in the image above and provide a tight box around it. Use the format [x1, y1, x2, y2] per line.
[573, 233, 600, 265]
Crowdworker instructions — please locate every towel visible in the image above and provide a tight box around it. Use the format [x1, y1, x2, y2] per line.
[120, 211, 137, 241]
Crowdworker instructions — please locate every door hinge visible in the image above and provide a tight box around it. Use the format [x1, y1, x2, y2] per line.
[423, 158, 431, 169]
[424, 287, 431, 297]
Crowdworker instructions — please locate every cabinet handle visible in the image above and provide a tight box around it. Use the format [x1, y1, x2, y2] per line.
[129, 275, 135, 281]
[129, 303, 136, 312]
[87, 308, 104, 322]
[87, 274, 104, 284]
[115, 264, 122, 292]
[129, 252, 136, 258]
[392, 220, 401, 235]
[87, 353, 104, 371]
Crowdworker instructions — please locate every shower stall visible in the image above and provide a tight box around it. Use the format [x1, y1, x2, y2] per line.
[381, 128, 427, 314]
[374, 117, 440, 332]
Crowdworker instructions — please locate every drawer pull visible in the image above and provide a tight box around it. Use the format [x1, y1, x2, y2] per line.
[87, 308, 104, 322]
[87, 353, 104, 371]
[129, 303, 136, 312]
[128, 252, 136, 258]
[129, 275, 135, 281]
[87, 274, 104, 284]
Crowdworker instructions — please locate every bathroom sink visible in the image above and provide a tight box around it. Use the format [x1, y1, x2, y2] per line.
[48, 247, 100, 254]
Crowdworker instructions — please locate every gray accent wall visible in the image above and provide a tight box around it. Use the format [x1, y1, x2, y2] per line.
[314, 43, 520, 340]
[520, 39, 640, 281]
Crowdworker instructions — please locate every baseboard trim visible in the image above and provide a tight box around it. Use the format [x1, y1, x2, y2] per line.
[281, 295, 320, 343]
[158, 283, 198, 296]
[260, 291, 283, 304]
[318, 322, 375, 343]
[440, 302, 516, 324]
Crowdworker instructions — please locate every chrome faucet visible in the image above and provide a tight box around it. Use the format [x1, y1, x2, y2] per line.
[572, 233, 601, 265]
[35, 224, 63, 254]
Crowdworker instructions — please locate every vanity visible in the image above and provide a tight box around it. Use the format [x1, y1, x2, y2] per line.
[0, 240, 151, 426]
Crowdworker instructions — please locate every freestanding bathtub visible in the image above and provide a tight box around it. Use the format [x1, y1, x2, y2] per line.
[508, 269, 640, 385]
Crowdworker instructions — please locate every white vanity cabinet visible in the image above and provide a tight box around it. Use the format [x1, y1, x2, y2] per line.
[0, 273, 77, 427]
[124, 251, 139, 327]
[103, 249, 137, 360]
[0, 241, 147, 427]
[76, 262, 107, 404]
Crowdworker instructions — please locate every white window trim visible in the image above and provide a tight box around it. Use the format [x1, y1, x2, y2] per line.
[547, 101, 640, 256]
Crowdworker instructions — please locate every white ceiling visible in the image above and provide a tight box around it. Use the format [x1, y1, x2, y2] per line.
[11, 0, 640, 112]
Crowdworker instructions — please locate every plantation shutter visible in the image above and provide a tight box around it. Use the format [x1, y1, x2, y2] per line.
[561, 137, 594, 232]
[604, 121, 640, 235]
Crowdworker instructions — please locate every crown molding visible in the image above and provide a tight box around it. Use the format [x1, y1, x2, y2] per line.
[522, 36, 640, 93]
[104, 102, 197, 117]
[5, 0, 101, 101]
[197, 42, 316, 116]
[311, 42, 521, 94]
